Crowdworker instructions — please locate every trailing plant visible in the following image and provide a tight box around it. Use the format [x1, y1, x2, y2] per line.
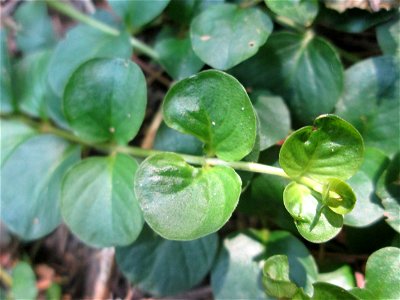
[0, 0, 399, 299]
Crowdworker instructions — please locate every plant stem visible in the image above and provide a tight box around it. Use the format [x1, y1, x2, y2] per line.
[45, 0, 160, 61]
[0, 267, 12, 288]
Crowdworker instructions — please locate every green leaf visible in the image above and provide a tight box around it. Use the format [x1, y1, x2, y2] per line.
[283, 182, 343, 243]
[13, 49, 53, 118]
[190, 3, 273, 70]
[48, 20, 132, 98]
[46, 283, 62, 300]
[155, 30, 204, 80]
[376, 153, 400, 233]
[135, 153, 241, 240]
[11, 262, 37, 300]
[1, 133, 80, 240]
[335, 56, 399, 156]
[14, 1, 56, 53]
[64, 58, 146, 145]
[280, 114, 364, 182]
[263, 255, 299, 298]
[376, 15, 400, 58]
[154, 122, 203, 155]
[318, 265, 356, 290]
[322, 178, 356, 215]
[359, 247, 400, 299]
[166, 0, 224, 25]
[109, 0, 170, 30]
[1, 29, 13, 113]
[312, 282, 358, 300]
[265, 0, 319, 27]
[252, 91, 291, 150]
[116, 226, 218, 296]
[241, 32, 343, 125]
[163, 70, 256, 161]
[61, 154, 143, 248]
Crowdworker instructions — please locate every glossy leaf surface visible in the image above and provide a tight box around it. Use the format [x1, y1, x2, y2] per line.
[190, 3, 273, 70]
[280, 115, 364, 182]
[109, 0, 170, 30]
[318, 265, 355, 290]
[1, 133, 80, 240]
[322, 178, 356, 215]
[64, 58, 146, 145]
[336, 56, 399, 156]
[265, 0, 319, 27]
[163, 70, 256, 161]
[312, 282, 358, 300]
[284, 182, 343, 243]
[134, 153, 241, 240]
[116, 226, 218, 296]
[14, 1, 56, 53]
[61, 154, 143, 247]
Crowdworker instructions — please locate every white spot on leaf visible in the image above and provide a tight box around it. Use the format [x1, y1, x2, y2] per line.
[201, 35, 211, 41]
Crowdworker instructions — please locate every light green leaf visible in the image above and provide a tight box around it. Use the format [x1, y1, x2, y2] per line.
[263, 255, 299, 298]
[283, 182, 343, 243]
[61, 154, 143, 248]
[163, 70, 256, 161]
[64, 58, 146, 145]
[109, 0, 170, 30]
[14, 1, 56, 53]
[252, 91, 291, 150]
[335, 56, 399, 156]
[318, 265, 356, 290]
[376, 153, 400, 233]
[241, 31, 343, 125]
[48, 20, 132, 98]
[11, 262, 37, 300]
[1, 133, 80, 241]
[154, 122, 203, 155]
[116, 226, 218, 296]
[13, 49, 53, 118]
[1, 29, 13, 113]
[265, 0, 319, 27]
[376, 15, 400, 58]
[190, 3, 273, 70]
[134, 153, 241, 240]
[279, 114, 364, 182]
[312, 282, 358, 300]
[322, 178, 356, 215]
[155, 31, 204, 80]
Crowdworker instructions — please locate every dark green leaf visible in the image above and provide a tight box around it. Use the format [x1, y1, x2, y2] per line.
[11, 262, 37, 300]
[61, 154, 143, 247]
[155, 31, 204, 80]
[134, 153, 241, 240]
[48, 20, 132, 98]
[265, 0, 319, 27]
[14, 1, 56, 53]
[376, 15, 400, 57]
[312, 282, 358, 300]
[280, 114, 364, 182]
[252, 91, 291, 150]
[116, 226, 218, 296]
[46, 283, 62, 300]
[154, 122, 203, 155]
[263, 255, 299, 298]
[317, 265, 355, 290]
[13, 50, 53, 118]
[1, 133, 80, 240]
[64, 58, 146, 145]
[1, 29, 13, 113]
[109, 0, 170, 30]
[335, 56, 399, 156]
[190, 3, 273, 70]
[163, 70, 256, 161]
[283, 182, 343, 243]
[166, 0, 224, 25]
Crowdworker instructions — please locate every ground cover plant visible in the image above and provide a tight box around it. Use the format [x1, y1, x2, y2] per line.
[0, 0, 399, 299]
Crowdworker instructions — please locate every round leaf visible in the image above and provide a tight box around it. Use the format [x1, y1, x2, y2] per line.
[265, 0, 319, 27]
[116, 226, 218, 296]
[190, 3, 273, 70]
[134, 153, 241, 240]
[61, 154, 144, 247]
[279, 114, 364, 182]
[11, 262, 38, 300]
[283, 182, 343, 243]
[1, 134, 80, 240]
[163, 70, 256, 161]
[64, 58, 147, 145]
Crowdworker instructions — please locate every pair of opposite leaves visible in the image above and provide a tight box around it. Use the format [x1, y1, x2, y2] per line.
[62, 58, 363, 246]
